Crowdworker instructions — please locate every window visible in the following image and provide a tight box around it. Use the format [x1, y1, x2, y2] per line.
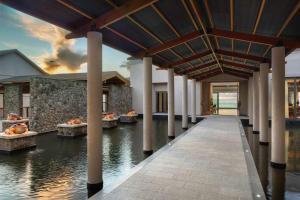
[156, 91, 168, 113]
[103, 93, 108, 113]
[0, 93, 3, 118]
[22, 93, 30, 118]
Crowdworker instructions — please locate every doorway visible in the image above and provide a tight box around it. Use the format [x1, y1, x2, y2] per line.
[211, 82, 239, 115]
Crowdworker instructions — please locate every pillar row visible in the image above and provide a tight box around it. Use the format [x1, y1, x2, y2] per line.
[253, 72, 260, 133]
[271, 46, 286, 168]
[191, 79, 196, 123]
[168, 68, 175, 138]
[87, 31, 103, 197]
[259, 63, 269, 144]
[248, 77, 253, 126]
[143, 57, 153, 154]
[182, 75, 188, 129]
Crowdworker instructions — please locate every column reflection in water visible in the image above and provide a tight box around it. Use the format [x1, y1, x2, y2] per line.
[258, 143, 269, 194]
[271, 167, 286, 200]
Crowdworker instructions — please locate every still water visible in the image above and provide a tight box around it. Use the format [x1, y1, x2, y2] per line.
[244, 126, 300, 200]
[0, 118, 192, 200]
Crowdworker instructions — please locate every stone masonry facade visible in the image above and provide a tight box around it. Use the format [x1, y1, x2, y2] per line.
[3, 84, 23, 117]
[30, 77, 87, 133]
[107, 84, 132, 115]
[29, 77, 132, 133]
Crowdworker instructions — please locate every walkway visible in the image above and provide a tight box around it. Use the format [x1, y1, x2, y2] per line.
[91, 116, 265, 200]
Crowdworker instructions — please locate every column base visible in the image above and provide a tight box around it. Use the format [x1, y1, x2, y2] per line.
[248, 124, 253, 127]
[252, 130, 259, 134]
[191, 121, 197, 124]
[182, 127, 188, 130]
[259, 141, 269, 145]
[270, 161, 286, 169]
[168, 135, 175, 139]
[87, 182, 103, 198]
[143, 150, 153, 155]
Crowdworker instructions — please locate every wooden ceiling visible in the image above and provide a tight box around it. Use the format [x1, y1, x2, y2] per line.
[1, 0, 300, 80]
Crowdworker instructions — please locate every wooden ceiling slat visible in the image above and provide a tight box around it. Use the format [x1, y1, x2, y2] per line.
[179, 61, 217, 74]
[66, 0, 159, 39]
[216, 49, 270, 63]
[221, 60, 258, 71]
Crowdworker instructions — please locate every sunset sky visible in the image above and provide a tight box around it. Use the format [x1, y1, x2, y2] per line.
[0, 4, 131, 77]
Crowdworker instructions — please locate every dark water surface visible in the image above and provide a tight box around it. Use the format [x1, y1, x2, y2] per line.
[244, 126, 300, 200]
[0, 119, 192, 200]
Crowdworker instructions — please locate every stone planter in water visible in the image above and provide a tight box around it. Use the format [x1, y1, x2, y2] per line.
[0, 131, 37, 153]
[103, 118, 119, 128]
[119, 114, 138, 123]
[57, 123, 87, 137]
[1, 119, 29, 132]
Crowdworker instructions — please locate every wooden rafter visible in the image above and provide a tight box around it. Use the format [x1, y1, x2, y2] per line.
[164, 50, 211, 68]
[245, 0, 266, 63]
[222, 67, 252, 76]
[135, 31, 203, 57]
[179, 61, 218, 74]
[215, 49, 270, 63]
[66, 0, 158, 39]
[223, 70, 250, 79]
[196, 69, 222, 80]
[263, 1, 300, 56]
[190, 0, 223, 72]
[211, 29, 300, 48]
[151, 4, 197, 68]
[221, 60, 258, 71]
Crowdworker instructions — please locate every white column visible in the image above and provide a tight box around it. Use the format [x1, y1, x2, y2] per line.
[199, 81, 203, 115]
[259, 63, 269, 144]
[253, 72, 260, 133]
[248, 77, 253, 125]
[182, 75, 188, 129]
[143, 57, 153, 154]
[87, 31, 103, 196]
[168, 68, 175, 138]
[191, 79, 196, 123]
[271, 46, 286, 168]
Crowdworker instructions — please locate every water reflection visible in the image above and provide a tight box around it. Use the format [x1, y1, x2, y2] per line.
[0, 119, 191, 200]
[244, 127, 300, 200]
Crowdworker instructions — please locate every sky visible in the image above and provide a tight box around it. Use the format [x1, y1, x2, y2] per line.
[0, 4, 131, 77]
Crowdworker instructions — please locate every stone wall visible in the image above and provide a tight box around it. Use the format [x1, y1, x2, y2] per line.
[30, 77, 87, 133]
[107, 85, 132, 115]
[3, 84, 23, 117]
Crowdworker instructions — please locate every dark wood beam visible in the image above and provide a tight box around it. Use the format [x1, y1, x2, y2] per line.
[196, 70, 223, 81]
[210, 29, 300, 49]
[191, 68, 220, 78]
[222, 67, 252, 76]
[163, 50, 211, 68]
[66, 0, 158, 39]
[135, 31, 203, 57]
[220, 60, 259, 71]
[215, 49, 270, 63]
[223, 70, 250, 79]
[179, 61, 217, 74]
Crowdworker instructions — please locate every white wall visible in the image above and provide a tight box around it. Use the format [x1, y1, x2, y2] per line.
[0, 53, 43, 80]
[129, 60, 201, 115]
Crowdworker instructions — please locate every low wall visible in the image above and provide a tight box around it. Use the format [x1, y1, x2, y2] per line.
[30, 77, 87, 133]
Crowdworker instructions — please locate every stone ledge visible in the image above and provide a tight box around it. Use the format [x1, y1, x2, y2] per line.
[0, 131, 37, 153]
[57, 123, 87, 137]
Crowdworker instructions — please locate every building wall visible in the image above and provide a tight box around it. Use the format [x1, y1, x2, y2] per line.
[129, 61, 201, 116]
[3, 84, 23, 117]
[107, 85, 132, 115]
[30, 77, 87, 133]
[0, 53, 43, 80]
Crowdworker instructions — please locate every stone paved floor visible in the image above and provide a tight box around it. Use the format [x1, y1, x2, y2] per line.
[91, 116, 259, 200]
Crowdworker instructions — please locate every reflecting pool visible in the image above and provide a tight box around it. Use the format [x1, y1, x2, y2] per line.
[0, 118, 192, 200]
[244, 126, 300, 200]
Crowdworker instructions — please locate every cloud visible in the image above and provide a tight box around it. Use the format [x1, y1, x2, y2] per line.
[18, 13, 87, 73]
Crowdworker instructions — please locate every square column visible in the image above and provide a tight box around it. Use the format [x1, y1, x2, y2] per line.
[191, 79, 196, 123]
[143, 57, 153, 154]
[182, 75, 188, 129]
[248, 77, 253, 125]
[87, 31, 103, 196]
[253, 72, 260, 133]
[271, 46, 286, 168]
[168, 68, 175, 138]
[259, 63, 269, 144]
